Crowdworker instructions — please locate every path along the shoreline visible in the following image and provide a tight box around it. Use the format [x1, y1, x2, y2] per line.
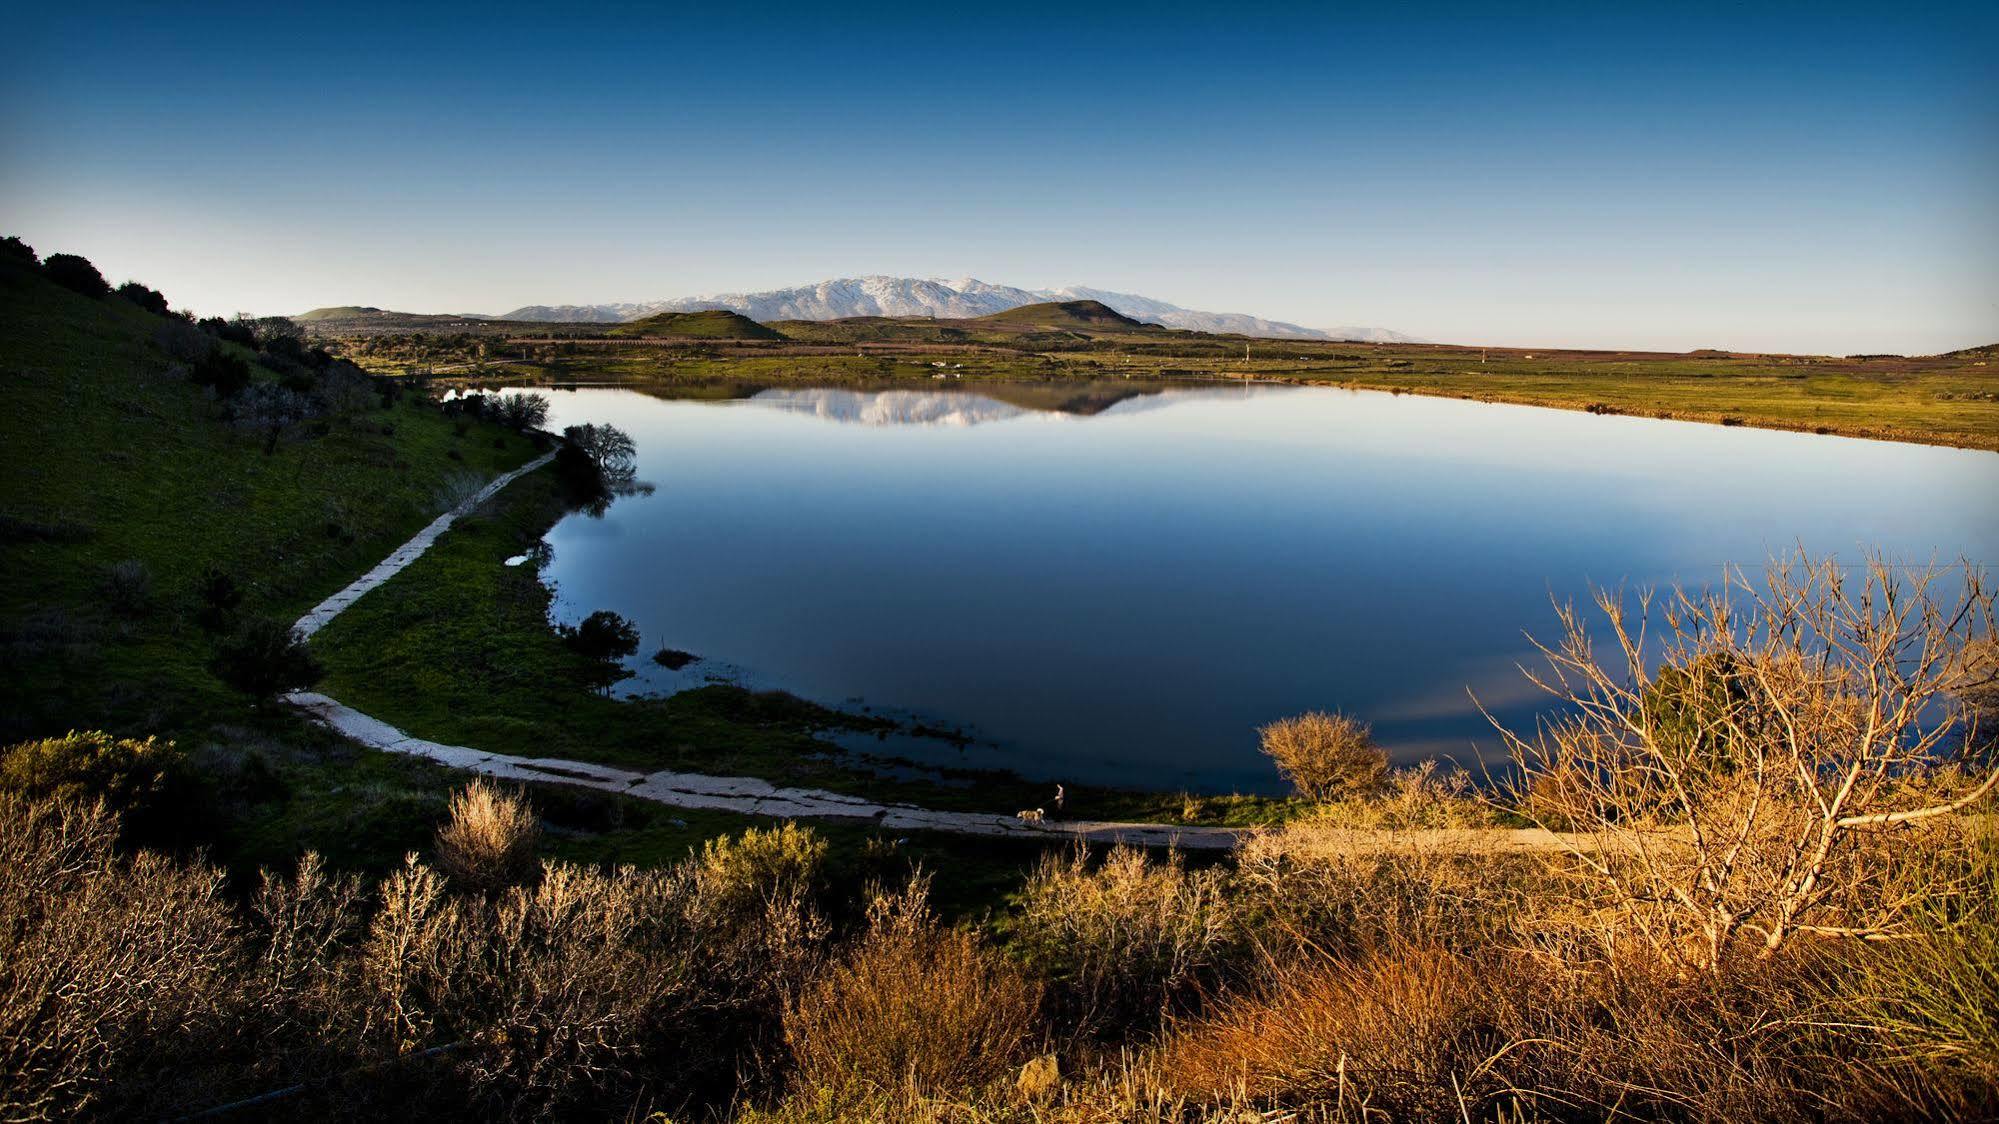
[283, 450, 1245, 849]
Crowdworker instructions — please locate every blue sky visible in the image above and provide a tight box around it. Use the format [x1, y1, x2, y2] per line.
[3, 1, 1993, 352]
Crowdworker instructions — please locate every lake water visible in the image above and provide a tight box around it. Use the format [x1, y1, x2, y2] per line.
[524, 382, 1999, 793]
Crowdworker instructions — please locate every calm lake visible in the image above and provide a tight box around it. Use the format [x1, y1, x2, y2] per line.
[523, 382, 1999, 793]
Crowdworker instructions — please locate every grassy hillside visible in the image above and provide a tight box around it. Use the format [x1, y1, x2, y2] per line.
[0, 261, 543, 739]
[608, 308, 787, 340]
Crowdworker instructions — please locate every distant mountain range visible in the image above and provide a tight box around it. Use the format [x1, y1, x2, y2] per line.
[499, 277, 1419, 343]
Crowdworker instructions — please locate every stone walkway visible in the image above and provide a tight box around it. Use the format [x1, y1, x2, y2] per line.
[284, 451, 1245, 850]
[294, 452, 556, 638]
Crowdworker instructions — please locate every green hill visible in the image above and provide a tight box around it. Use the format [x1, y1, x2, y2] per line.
[972, 299, 1157, 331]
[608, 309, 786, 340]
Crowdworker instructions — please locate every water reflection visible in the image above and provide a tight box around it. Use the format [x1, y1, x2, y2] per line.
[745, 383, 1285, 428]
[522, 383, 1999, 792]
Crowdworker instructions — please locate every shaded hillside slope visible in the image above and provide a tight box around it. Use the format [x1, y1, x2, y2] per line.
[607, 308, 787, 340]
[0, 256, 542, 742]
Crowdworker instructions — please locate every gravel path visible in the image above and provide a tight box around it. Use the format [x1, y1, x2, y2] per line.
[283, 452, 1245, 849]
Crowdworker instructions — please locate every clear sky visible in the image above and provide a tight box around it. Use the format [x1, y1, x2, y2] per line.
[3, 1, 1993, 353]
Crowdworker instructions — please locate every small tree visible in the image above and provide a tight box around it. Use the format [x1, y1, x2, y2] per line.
[435, 780, 541, 893]
[41, 253, 110, 298]
[560, 610, 639, 694]
[495, 392, 550, 432]
[212, 616, 323, 699]
[1258, 711, 1390, 801]
[556, 422, 640, 511]
[1498, 556, 1998, 971]
[0, 235, 35, 264]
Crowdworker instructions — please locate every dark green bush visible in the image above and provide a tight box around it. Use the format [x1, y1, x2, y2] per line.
[115, 281, 170, 316]
[42, 253, 110, 298]
[212, 616, 323, 699]
[189, 349, 252, 397]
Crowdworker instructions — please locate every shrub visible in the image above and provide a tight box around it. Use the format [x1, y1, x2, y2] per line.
[189, 348, 252, 397]
[115, 281, 170, 316]
[784, 880, 1040, 1101]
[0, 731, 180, 811]
[193, 565, 241, 632]
[1010, 845, 1238, 1030]
[1155, 946, 1521, 1116]
[226, 383, 316, 450]
[0, 794, 242, 1121]
[212, 616, 323, 699]
[1835, 813, 1999, 1103]
[1232, 823, 1535, 959]
[153, 318, 214, 363]
[434, 780, 541, 894]
[0, 235, 35, 264]
[40, 253, 110, 298]
[314, 362, 379, 417]
[692, 822, 828, 920]
[99, 559, 153, 618]
[1257, 710, 1389, 801]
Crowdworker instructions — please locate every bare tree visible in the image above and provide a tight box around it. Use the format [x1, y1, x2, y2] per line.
[1496, 556, 1996, 971]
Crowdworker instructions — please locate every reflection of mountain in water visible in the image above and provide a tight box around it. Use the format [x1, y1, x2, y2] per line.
[751, 389, 1028, 427]
[747, 382, 1292, 428]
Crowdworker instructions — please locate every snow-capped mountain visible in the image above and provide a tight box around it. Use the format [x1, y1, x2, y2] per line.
[499, 277, 1419, 343]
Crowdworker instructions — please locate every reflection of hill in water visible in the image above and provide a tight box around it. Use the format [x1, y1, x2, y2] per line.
[745, 381, 1290, 428]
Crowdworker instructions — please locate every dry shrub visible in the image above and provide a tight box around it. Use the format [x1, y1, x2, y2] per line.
[434, 779, 540, 893]
[0, 794, 242, 1121]
[249, 851, 367, 1044]
[1011, 845, 1238, 1032]
[1500, 557, 1999, 970]
[1233, 822, 1538, 958]
[1258, 711, 1389, 802]
[1302, 759, 1492, 830]
[449, 863, 698, 1112]
[785, 879, 1041, 1102]
[1154, 944, 1878, 1124]
[1156, 945, 1521, 1118]
[1830, 812, 1999, 1114]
